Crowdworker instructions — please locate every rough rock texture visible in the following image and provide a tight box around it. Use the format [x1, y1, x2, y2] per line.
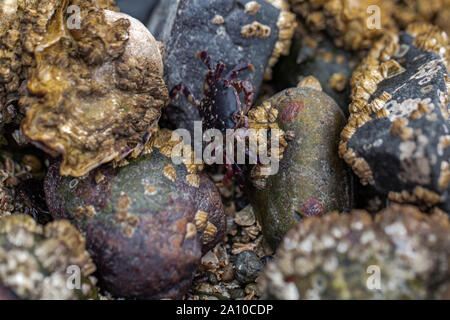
[288, 0, 450, 51]
[340, 24, 450, 212]
[116, 0, 160, 23]
[249, 80, 354, 249]
[0, 214, 97, 300]
[259, 205, 450, 300]
[0, 0, 117, 133]
[0, 0, 168, 178]
[273, 32, 359, 114]
[44, 130, 226, 299]
[234, 251, 263, 284]
[392, 0, 450, 35]
[148, 0, 295, 133]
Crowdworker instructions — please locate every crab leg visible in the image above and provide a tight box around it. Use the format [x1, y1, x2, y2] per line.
[169, 84, 201, 108]
[195, 50, 214, 70]
[224, 62, 255, 81]
[231, 80, 254, 115]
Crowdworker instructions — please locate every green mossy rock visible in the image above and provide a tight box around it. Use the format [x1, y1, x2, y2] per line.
[249, 84, 354, 249]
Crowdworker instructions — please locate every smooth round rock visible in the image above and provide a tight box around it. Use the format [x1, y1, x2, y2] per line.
[45, 142, 225, 299]
[249, 85, 354, 249]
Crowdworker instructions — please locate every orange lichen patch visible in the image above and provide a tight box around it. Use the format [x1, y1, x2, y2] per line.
[19, 2, 167, 177]
[264, 0, 297, 80]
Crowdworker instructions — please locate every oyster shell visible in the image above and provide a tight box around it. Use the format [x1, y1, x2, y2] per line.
[1, 0, 167, 177]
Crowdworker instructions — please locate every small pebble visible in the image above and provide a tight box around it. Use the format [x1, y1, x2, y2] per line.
[234, 251, 263, 285]
[234, 205, 256, 227]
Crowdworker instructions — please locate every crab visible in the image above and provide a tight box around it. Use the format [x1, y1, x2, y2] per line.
[170, 51, 257, 185]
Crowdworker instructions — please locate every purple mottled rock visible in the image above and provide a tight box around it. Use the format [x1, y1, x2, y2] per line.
[45, 145, 225, 299]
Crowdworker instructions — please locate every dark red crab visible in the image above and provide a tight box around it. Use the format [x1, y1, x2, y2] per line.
[170, 51, 256, 185]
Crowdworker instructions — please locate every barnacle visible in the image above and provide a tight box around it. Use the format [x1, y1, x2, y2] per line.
[248, 101, 287, 190]
[339, 23, 450, 210]
[0, 215, 97, 300]
[1, 0, 167, 177]
[0, 0, 118, 132]
[288, 0, 397, 50]
[260, 205, 450, 300]
[264, 0, 297, 80]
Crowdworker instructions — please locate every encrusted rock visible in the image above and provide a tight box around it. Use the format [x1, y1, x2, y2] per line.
[340, 24, 450, 212]
[115, 0, 159, 23]
[259, 204, 450, 300]
[44, 129, 225, 299]
[0, 214, 97, 300]
[148, 0, 295, 133]
[1, 0, 168, 177]
[288, 0, 450, 51]
[288, 0, 397, 50]
[249, 80, 354, 249]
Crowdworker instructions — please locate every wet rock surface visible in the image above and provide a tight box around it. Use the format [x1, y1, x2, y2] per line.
[0, 214, 97, 300]
[249, 81, 354, 249]
[44, 130, 225, 299]
[148, 0, 288, 134]
[340, 24, 450, 212]
[259, 204, 450, 300]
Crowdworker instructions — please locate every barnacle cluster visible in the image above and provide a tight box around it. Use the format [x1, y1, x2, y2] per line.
[339, 24, 450, 210]
[247, 103, 288, 190]
[288, 0, 450, 51]
[0, 0, 117, 131]
[392, 0, 450, 34]
[288, 0, 398, 50]
[0, 154, 32, 219]
[1, 0, 167, 178]
[259, 204, 450, 300]
[0, 214, 97, 300]
[264, 0, 297, 80]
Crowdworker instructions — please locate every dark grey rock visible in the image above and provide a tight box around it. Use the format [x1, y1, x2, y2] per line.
[148, 0, 281, 133]
[273, 33, 359, 115]
[234, 251, 263, 284]
[116, 0, 159, 23]
[344, 31, 450, 212]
